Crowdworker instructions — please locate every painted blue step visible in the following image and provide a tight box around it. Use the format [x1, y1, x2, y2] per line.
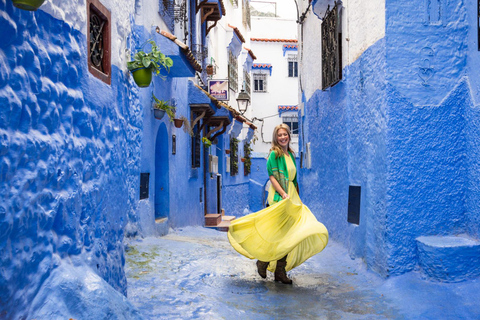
[416, 235, 480, 282]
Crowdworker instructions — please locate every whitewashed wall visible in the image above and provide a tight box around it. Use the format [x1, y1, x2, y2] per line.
[300, 0, 385, 100]
[249, 0, 298, 156]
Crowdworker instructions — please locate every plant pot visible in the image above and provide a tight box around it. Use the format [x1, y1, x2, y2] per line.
[225, 149, 230, 154]
[131, 67, 152, 87]
[173, 118, 183, 128]
[206, 65, 214, 75]
[241, 158, 246, 163]
[153, 109, 166, 120]
[12, 0, 45, 10]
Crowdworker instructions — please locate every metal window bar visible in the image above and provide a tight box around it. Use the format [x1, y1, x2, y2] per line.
[253, 73, 267, 92]
[228, 50, 238, 92]
[243, 69, 251, 95]
[89, 12, 106, 73]
[321, 2, 342, 90]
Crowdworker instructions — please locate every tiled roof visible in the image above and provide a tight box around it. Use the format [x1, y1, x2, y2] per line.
[158, 29, 202, 72]
[251, 38, 298, 43]
[283, 44, 298, 49]
[252, 63, 272, 68]
[244, 47, 257, 60]
[228, 24, 246, 43]
[278, 105, 298, 112]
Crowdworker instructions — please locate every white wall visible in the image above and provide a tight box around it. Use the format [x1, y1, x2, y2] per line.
[249, 0, 299, 157]
[300, 0, 385, 100]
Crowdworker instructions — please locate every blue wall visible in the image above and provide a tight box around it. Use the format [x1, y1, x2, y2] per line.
[302, 0, 478, 277]
[0, 2, 141, 316]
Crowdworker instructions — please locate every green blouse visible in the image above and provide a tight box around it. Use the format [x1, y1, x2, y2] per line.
[267, 150, 298, 203]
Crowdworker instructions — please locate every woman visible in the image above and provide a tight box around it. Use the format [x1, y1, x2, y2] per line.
[228, 124, 329, 284]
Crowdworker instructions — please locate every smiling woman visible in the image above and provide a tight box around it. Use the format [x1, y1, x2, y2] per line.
[228, 123, 329, 285]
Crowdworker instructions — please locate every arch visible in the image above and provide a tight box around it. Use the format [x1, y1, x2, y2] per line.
[155, 123, 170, 219]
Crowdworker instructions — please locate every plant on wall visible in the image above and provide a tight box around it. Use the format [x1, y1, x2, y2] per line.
[152, 94, 175, 121]
[230, 137, 239, 176]
[202, 137, 212, 147]
[244, 142, 252, 175]
[127, 39, 173, 87]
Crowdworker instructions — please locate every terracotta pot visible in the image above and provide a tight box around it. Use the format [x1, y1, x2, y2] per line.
[206, 65, 214, 75]
[225, 149, 230, 154]
[173, 118, 183, 128]
[241, 158, 246, 163]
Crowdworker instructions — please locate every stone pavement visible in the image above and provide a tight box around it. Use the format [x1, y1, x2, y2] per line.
[125, 227, 480, 320]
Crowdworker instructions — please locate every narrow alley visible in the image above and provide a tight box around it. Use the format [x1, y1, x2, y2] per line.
[125, 227, 480, 320]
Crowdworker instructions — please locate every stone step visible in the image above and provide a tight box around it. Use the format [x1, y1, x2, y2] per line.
[416, 235, 480, 282]
[222, 215, 236, 222]
[205, 213, 222, 226]
[155, 217, 169, 237]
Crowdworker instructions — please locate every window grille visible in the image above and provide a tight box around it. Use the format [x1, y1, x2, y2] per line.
[228, 50, 238, 92]
[253, 73, 267, 92]
[243, 0, 251, 29]
[282, 115, 299, 136]
[243, 69, 251, 95]
[191, 111, 201, 168]
[321, 2, 342, 90]
[87, 0, 111, 85]
[230, 0, 238, 7]
[288, 55, 298, 77]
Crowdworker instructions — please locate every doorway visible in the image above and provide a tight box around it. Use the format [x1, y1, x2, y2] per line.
[155, 123, 169, 219]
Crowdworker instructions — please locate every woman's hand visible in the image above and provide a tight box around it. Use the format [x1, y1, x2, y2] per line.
[281, 193, 289, 200]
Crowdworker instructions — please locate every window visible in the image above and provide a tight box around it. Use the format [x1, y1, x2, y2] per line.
[87, 0, 111, 85]
[191, 111, 201, 168]
[253, 73, 267, 92]
[243, 0, 251, 29]
[288, 54, 298, 77]
[321, 2, 342, 90]
[282, 115, 298, 136]
[243, 69, 251, 95]
[228, 50, 238, 92]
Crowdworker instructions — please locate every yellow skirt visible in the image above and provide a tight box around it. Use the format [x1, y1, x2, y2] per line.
[227, 183, 329, 272]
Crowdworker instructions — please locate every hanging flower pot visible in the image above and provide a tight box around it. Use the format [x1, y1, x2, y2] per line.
[131, 67, 153, 87]
[241, 158, 246, 163]
[173, 118, 183, 128]
[206, 64, 214, 75]
[153, 109, 166, 120]
[12, 0, 45, 11]
[225, 149, 230, 154]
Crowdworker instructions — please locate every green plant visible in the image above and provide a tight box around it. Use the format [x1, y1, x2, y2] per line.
[230, 137, 239, 176]
[152, 94, 175, 122]
[202, 137, 212, 147]
[244, 142, 252, 175]
[127, 40, 173, 79]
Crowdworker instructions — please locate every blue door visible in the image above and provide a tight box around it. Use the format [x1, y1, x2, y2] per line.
[155, 123, 169, 219]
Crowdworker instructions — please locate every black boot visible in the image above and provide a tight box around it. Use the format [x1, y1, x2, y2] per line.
[274, 256, 292, 284]
[256, 260, 269, 279]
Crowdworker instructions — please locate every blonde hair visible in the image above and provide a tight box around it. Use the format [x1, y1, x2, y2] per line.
[270, 123, 295, 158]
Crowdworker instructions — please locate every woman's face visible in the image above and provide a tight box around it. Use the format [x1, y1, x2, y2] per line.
[276, 128, 290, 148]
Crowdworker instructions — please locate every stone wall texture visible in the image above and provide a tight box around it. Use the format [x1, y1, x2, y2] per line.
[0, 1, 142, 316]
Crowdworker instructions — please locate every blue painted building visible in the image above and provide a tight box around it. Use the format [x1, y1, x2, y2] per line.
[298, 0, 480, 280]
[0, 0, 258, 317]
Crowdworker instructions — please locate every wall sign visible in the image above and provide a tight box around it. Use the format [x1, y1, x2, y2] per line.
[208, 80, 229, 101]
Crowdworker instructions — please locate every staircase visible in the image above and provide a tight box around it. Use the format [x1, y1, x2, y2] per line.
[416, 235, 480, 282]
[205, 213, 236, 232]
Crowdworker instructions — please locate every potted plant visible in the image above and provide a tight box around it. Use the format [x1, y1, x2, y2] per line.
[152, 94, 175, 121]
[202, 137, 212, 148]
[173, 117, 184, 128]
[225, 149, 230, 154]
[241, 158, 246, 163]
[12, 0, 45, 10]
[127, 40, 173, 87]
[206, 64, 214, 75]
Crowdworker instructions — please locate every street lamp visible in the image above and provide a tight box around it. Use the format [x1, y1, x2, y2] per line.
[236, 88, 250, 115]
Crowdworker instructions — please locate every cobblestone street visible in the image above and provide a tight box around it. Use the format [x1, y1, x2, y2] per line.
[125, 227, 480, 320]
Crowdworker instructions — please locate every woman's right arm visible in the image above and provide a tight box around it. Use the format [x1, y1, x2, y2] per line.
[269, 175, 289, 200]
